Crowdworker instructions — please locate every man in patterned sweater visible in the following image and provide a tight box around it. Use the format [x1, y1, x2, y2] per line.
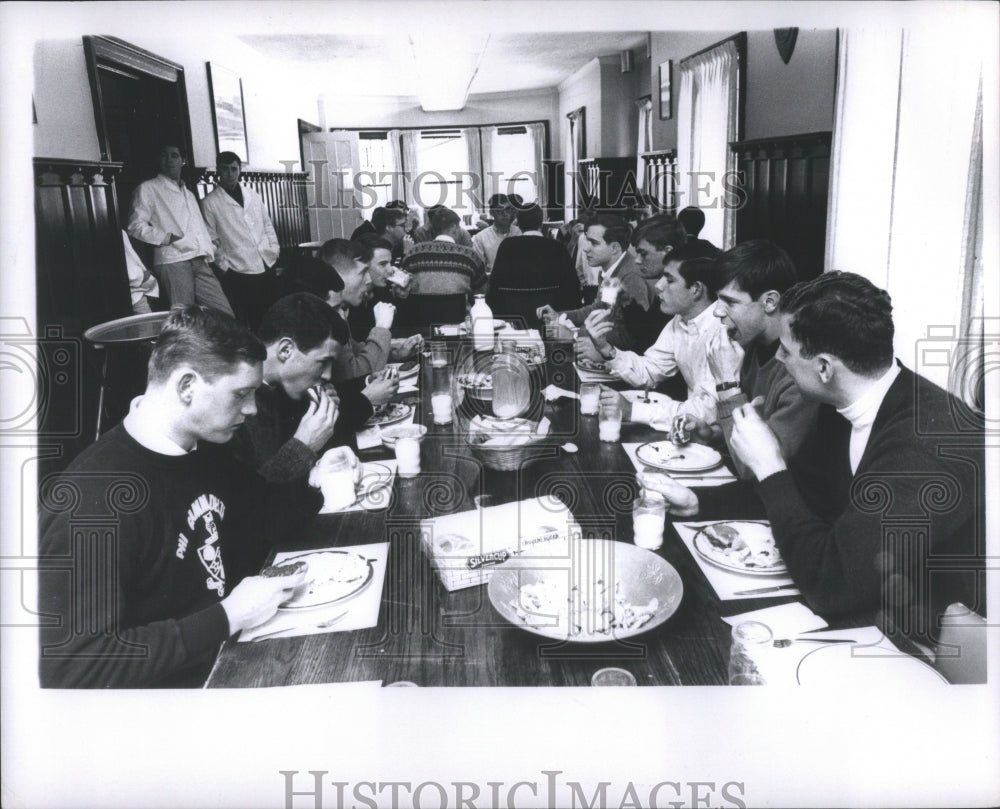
[402, 207, 487, 299]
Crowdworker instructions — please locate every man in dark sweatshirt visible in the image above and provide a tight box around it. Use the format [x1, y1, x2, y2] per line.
[38, 306, 319, 687]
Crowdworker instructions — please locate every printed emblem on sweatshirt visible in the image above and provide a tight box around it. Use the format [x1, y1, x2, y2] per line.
[183, 494, 227, 595]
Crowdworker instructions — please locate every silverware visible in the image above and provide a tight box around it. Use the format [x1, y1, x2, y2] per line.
[251, 610, 350, 642]
[773, 637, 857, 648]
[732, 584, 799, 596]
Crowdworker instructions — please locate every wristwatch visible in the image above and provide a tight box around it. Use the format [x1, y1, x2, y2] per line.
[715, 380, 740, 392]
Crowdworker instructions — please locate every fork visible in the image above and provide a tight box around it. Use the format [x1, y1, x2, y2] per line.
[773, 637, 857, 648]
[251, 610, 350, 642]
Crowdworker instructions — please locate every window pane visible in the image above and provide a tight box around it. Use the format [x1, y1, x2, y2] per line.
[490, 130, 537, 205]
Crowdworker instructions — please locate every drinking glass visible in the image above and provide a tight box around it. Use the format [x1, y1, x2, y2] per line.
[598, 403, 622, 442]
[632, 491, 666, 550]
[430, 341, 449, 368]
[579, 383, 601, 415]
[431, 392, 453, 424]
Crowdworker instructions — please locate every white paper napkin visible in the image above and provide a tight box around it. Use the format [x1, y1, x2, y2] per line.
[673, 520, 800, 600]
[238, 541, 389, 642]
[397, 380, 420, 394]
[575, 364, 617, 383]
[355, 427, 382, 450]
[624, 443, 737, 487]
[318, 460, 398, 513]
[542, 384, 579, 401]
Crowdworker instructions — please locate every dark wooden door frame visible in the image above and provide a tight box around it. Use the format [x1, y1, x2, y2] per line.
[82, 35, 194, 163]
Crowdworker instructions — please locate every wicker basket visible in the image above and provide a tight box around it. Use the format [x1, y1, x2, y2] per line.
[466, 434, 560, 471]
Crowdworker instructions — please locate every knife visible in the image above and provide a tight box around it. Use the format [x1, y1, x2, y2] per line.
[732, 584, 799, 596]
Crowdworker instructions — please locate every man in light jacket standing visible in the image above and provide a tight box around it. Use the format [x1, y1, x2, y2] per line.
[201, 151, 281, 331]
[127, 143, 233, 316]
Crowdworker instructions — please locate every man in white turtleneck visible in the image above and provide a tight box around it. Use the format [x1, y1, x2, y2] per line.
[644, 272, 984, 650]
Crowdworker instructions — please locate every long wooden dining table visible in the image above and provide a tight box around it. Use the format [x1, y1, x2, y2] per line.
[205, 336, 804, 688]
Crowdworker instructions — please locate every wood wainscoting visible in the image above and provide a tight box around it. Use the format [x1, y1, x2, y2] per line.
[34, 158, 132, 470]
[729, 131, 832, 281]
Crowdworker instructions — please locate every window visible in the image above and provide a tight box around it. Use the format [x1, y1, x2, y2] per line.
[484, 126, 539, 205]
[357, 132, 395, 217]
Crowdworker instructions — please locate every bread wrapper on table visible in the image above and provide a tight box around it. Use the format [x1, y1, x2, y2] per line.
[420, 495, 580, 591]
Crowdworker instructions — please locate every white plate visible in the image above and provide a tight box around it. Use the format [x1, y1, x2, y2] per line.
[277, 550, 375, 610]
[692, 520, 788, 576]
[364, 402, 413, 428]
[387, 361, 420, 380]
[795, 642, 948, 686]
[636, 441, 722, 473]
[621, 390, 670, 405]
[573, 361, 616, 381]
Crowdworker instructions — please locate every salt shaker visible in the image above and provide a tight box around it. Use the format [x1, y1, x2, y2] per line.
[728, 621, 772, 685]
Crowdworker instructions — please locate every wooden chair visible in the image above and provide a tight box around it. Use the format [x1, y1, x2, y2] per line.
[933, 603, 988, 684]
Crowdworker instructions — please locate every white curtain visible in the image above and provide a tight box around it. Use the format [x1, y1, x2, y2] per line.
[676, 39, 739, 248]
[465, 128, 483, 211]
[526, 121, 547, 210]
[565, 107, 585, 220]
[399, 129, 421, 207]
[825, 26, 986, 396]
[636, 97, 653, 187]
[387, 129, 405, 203]
[479, 125, 499, 203]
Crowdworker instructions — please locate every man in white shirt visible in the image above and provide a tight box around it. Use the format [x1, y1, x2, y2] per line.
[126, 143, 234, 316]
[201, 152, 280, 330]
[594, 246, 736, 428]
[471, 194, 521, 274]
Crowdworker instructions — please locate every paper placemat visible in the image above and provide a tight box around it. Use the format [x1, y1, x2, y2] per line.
[722, 601, 828, 636]
[624, 443, 737, 487]
[238, 542, 389, 642]
[673, 520, 800, 601]
[318, 460, 398, 513]
[397, 380, 420, 394]
[728, 626, 942, 688]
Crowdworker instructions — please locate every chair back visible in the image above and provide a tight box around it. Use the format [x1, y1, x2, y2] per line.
[395, 293, 469, 333]
[934, 603, 987, 684]
[487, 286, 562, 330]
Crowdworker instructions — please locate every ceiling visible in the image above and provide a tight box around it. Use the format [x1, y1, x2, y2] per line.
[239, 31, 650, 98]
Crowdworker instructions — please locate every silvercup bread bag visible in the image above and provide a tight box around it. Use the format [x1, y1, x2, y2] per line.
[419, 495, 580, 591]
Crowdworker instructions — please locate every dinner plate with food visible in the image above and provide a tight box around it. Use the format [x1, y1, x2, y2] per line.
[620, 390, 671, 405]
[691, 520, 788, 576]
[274, 550, 375, 610]
[573, 358, 616, 380]
[635, 441, 722, 473]
[386, 359, 420, 380]
[364, 402, 413, 428]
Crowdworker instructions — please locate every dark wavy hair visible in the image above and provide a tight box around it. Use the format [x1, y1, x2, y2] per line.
[148, 305, 265, 384]
[780, 271, 895, 376]
[632, 217, 688, 253]
[589, 214, 631, 253]
[258, 293, 349, 352]
[710, 239, 797, 299]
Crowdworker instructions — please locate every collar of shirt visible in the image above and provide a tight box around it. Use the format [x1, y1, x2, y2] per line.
[837, 363, 901, 473]
[123, 396, 192, 455]
[156, 173, 187, 192]
[675, 302, 718, 335]
[434, 234, 456, 243]
[838, 363, 901, 429]
[522, 230, 544, 237]
[223, 184, 244, 206]
[600, 253, 627, 283]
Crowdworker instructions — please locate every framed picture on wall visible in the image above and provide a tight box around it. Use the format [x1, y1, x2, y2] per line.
[659, 60, 673, 120]
[207, 62, 249, 163]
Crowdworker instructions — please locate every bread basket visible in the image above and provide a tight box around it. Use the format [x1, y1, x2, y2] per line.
[465, 416, 558, 471]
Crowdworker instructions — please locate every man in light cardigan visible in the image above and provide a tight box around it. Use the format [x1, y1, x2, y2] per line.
[127, 143, 234, 316]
